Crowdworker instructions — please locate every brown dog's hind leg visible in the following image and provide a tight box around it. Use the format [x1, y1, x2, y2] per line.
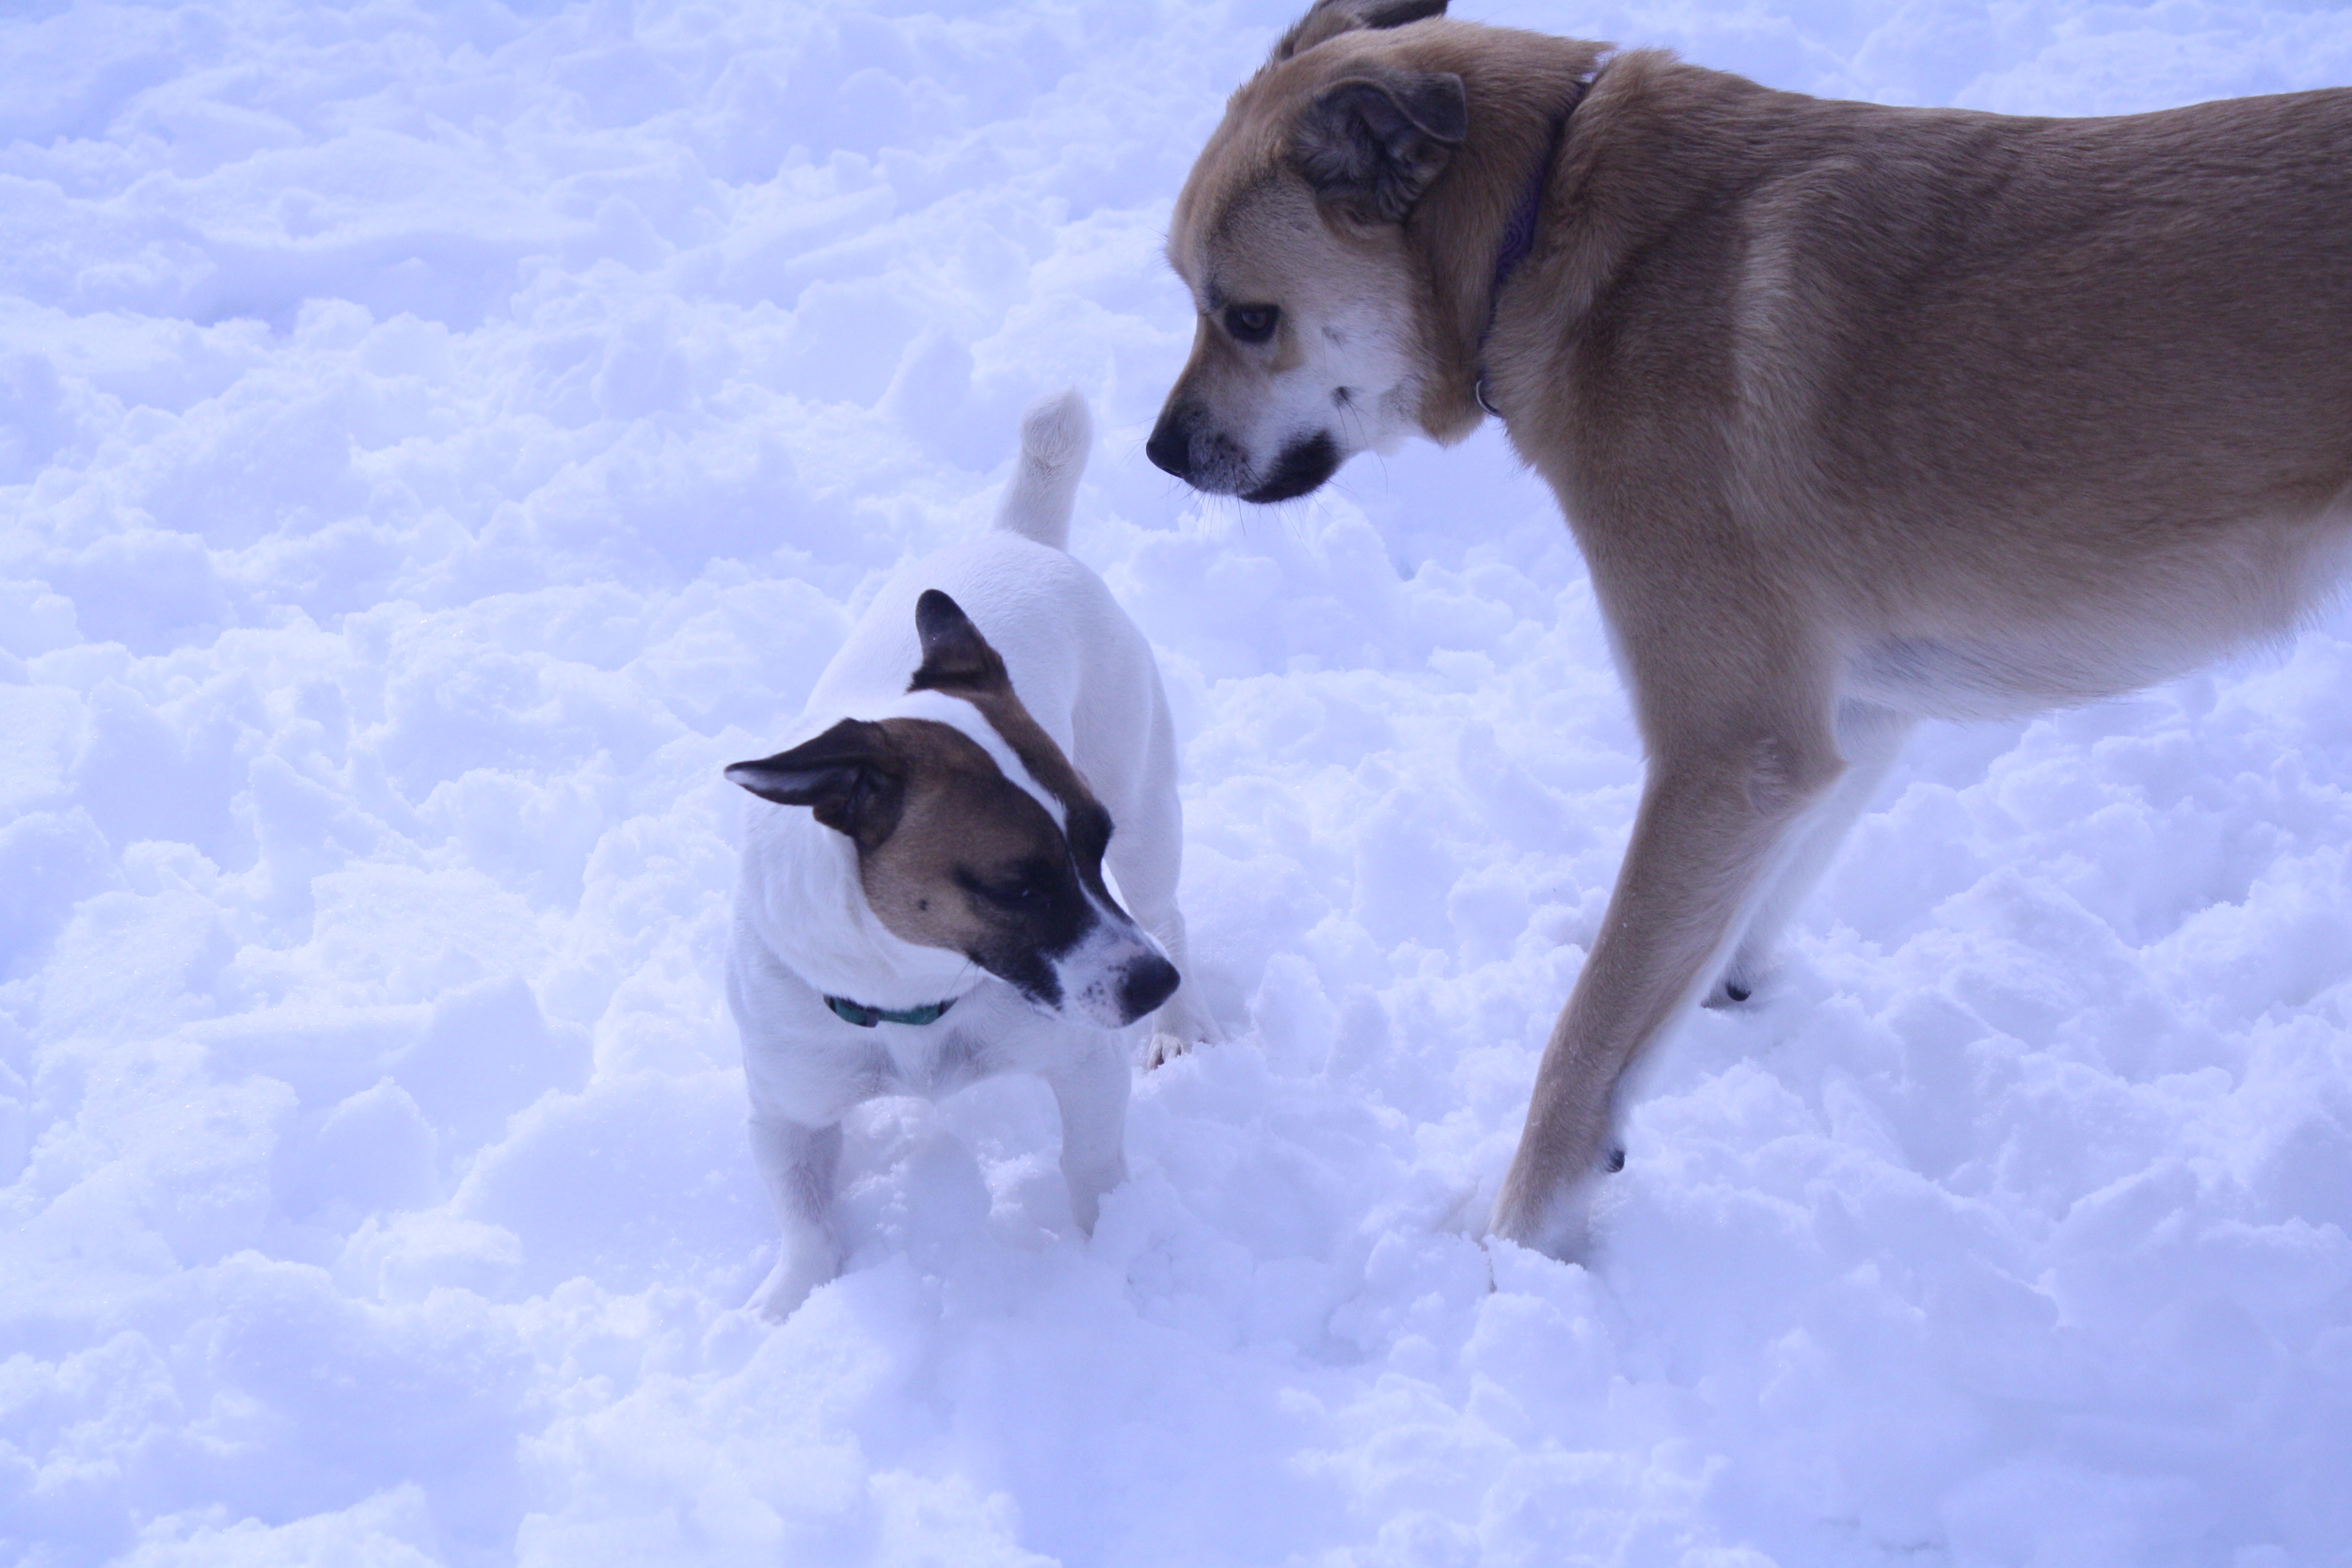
[1490, 702, 1847, 1259]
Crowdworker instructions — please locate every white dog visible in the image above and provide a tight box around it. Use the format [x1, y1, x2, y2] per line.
[724, 390, 1218, 1320]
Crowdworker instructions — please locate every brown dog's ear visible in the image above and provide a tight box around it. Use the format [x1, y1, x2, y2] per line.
[1291, 67, 1467, 225]
[909, 589, 1010, 694]
[1275, 0, 1448, 62]
[725, 719, 905, 849]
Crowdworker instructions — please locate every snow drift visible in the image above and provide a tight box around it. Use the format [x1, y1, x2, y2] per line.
[3, 1, 2349, 1564]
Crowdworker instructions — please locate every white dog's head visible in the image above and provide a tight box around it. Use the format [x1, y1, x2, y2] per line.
[726, 591, 1179, 1029]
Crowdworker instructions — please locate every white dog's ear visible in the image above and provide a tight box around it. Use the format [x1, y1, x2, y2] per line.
[908, 589, 1010, 695]
[1291, 67, 1467, 225]
[726, 720, 904, 848]
[1275, 0, 1447, 62]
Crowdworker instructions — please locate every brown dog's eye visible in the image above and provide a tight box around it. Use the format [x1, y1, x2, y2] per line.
[1224, 304, 1279, 344]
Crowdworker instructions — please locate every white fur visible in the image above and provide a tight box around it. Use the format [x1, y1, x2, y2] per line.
[728, 389, 1221, 1322]
[993, 388, 1092, 549]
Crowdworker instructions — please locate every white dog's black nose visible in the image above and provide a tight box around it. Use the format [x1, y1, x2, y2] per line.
[1120, 953, 1180, 1022]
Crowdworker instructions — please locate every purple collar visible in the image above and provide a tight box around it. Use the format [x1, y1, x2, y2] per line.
[1473, 87, 1586, 420]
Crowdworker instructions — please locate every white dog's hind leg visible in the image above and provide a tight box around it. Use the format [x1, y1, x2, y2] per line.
[1042, 1038, 1130, 1233]
[746, 1116, 844, 1321]
[1709, 701, 1915, 1006]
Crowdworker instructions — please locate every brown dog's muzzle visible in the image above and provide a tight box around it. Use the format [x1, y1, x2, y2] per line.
[1147, 399, 1340, 502]
[1144, 400, 1210, 483]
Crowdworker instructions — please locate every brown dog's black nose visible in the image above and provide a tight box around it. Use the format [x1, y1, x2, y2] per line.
[1145, 409, 1193, 480]
[1120, 953, 1180, 1022]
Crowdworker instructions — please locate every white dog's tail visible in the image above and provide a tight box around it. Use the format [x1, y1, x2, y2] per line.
[993, 388, 1092, 551]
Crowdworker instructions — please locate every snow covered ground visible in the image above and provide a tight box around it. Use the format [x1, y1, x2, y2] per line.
[5, 0, 2350, 1562]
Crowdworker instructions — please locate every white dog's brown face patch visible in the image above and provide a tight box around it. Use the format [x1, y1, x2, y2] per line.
[727, 592, 1179, 1027]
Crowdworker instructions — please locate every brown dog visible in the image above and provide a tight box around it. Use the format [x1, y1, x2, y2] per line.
[1149, 0, 2352, 1258]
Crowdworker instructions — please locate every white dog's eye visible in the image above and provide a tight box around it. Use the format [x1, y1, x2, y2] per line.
[966, 866, 1046, 911]
[1223, 304, 1279, 344]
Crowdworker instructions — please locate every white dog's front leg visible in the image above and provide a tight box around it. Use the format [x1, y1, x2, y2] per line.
[1043, 1038, 1130, 1233]
[746, 1116, 844, 1321]
[1137, 906, 1224, 1068]
[1105, 780, 1223, 1066]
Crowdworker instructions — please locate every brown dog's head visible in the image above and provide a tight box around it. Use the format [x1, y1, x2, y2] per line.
[1149, 0, 1606, 502]
[726, 591, 1179, 1028]
[1148, 0, 1470, 501]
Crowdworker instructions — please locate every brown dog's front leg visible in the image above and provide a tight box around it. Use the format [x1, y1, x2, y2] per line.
[1490, 725, 1842, 1258]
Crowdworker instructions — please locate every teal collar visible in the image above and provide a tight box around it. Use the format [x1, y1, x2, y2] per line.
[825, 993, 958, 1029]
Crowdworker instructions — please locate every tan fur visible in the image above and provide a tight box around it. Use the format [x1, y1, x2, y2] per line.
[910, 661, 1123, 907]
[1157, 2, 2352, 1258]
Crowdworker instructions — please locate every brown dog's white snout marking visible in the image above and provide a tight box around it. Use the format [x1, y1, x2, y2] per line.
[1160, 0, 2352, 1259]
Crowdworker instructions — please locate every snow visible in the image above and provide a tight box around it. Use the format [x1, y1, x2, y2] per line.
[3, 0, 2349, 1563]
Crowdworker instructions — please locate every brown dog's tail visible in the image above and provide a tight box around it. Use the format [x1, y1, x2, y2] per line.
[992, 388, 1091, 552]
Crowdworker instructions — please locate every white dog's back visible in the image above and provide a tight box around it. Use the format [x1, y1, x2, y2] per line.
[804, 391, 1156, 774]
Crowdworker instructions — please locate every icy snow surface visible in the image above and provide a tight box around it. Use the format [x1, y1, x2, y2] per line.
[4, 1, 2351, 1563]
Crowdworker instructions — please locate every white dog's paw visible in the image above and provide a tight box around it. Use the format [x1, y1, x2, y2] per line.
[747, 1247, 840, 1323]
[1142, 1031, 1194, 1069]
[1061, 1150, 1127, 1236]
[1066, 1179, 1104, 1235]
[1142, 995, 1224, 1069]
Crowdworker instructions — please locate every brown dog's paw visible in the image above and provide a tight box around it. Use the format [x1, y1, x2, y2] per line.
[1486, 1175, 1597, 1264]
